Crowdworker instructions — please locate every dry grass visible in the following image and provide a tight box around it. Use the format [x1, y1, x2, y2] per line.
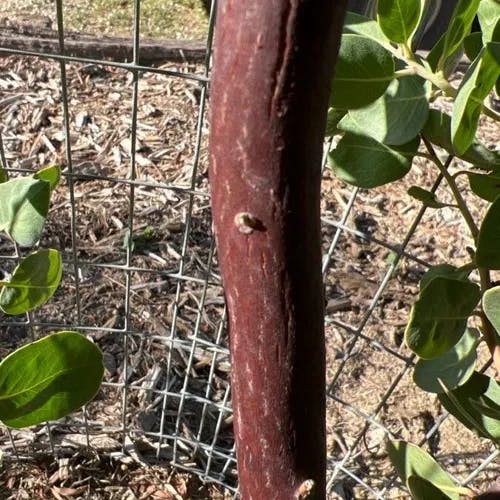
[0, 0, 209, 38]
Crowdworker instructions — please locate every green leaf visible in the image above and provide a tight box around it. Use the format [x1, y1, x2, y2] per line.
[439, 380, 491, 437]
[34, 165, 61, 191]
[451, 43, 500, 154]
[470, 399, 500, 420]
[343, 11, 391, 48]
[330, 34, 395, 110]
[438, 0, 481, 71]
[477, 0, 500, 44]
[413, 328, 479, 393]
[419, 264, 469, 290]
[0, 331, 103, 428]
[483, 286, 500, 335]
[407, 476, 455, 500]
[477, 195, 500, 269]
[377, 0, 422, 44]
[339, 75, 429, 145]
[427, 31, 464, 77]
[0, 249, 62, 315]
[463, 32, 484, 62]
[387, 441, 459, 499]
[0, 166, 7, 183]
[422, 109, 500, 170]
[408, 476, 473, 499]
[407, 186, 453, 208]
[325, 108, 346, 137]
[405, 276, 480, 359]
[468, 172, 500, 202]
[0, 177, 51, 247]
[438, 371, 500, 441]
[329, 133, 418, 188]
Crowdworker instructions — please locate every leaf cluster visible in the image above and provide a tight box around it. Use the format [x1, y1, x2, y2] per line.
[0, 165, 103, 429]
[329, 1, 500, 497]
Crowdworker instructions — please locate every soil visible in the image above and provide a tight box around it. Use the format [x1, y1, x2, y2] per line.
[0, 53, 499, 499]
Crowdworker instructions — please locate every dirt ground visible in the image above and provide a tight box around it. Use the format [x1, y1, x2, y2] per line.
[0, 36, 499, 500]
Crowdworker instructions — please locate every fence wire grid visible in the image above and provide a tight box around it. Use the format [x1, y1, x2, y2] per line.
[0, 1, 499, 498]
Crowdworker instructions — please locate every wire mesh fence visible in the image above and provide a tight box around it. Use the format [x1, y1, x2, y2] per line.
[0, 1, 499, 498]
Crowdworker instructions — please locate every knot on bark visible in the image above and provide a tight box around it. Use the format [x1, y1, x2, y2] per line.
[234, 212, 264, 234]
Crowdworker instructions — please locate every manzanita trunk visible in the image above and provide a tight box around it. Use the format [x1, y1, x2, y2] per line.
[209, 1, 347, 498]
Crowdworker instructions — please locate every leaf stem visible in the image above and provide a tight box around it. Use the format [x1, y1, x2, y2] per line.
[405, 61, 457, 97]
[422, 137, 478, 240]
[401, 42, 414, 61]
[397, 60, 500, 123]
[452, 169, 476, 180]
[394, 68, 417, 78]
[390, 45, 453, 95]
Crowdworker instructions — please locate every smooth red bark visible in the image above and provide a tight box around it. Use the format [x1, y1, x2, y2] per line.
[209, 1, 347, 498]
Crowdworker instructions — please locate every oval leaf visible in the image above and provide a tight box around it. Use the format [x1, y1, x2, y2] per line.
[34, 165, 61, 191]
[0, 249, 62, 315]
[438, 371, 500, 441]
[387, 441, 459, 499]
[468, 172, 500, 202]
[325, 108, 346, 137]
[427, 31, 465, 78]
[413, 328, 479, 393]
[483, 286, 500, 335]
[0, 331, 103, 428]
[422, 109, 500, 170]
[377, 0, 422, 45]
[420, 264, 469, 290]
[477, 195, 500, 269]
[343, 11, 391, 48]
[405, 276, 480, 359]
[408, 476, 456, 500]
[407, 186, 452, 208]
[477, 0, 500, 44]
[329, 133, 418, 188]
[330, 34, 395, 110]
[464, 32, 484, 63]
[340, 74, 429, 145]
[452, 43, 500, 154]
[0, 177, 51, 247]
[438, 0, 481, 71]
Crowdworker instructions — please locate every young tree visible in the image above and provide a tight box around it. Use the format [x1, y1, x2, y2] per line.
[209, 1, 347, 498]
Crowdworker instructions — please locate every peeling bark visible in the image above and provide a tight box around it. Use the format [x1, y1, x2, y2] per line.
[209, 1, 347, 498]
